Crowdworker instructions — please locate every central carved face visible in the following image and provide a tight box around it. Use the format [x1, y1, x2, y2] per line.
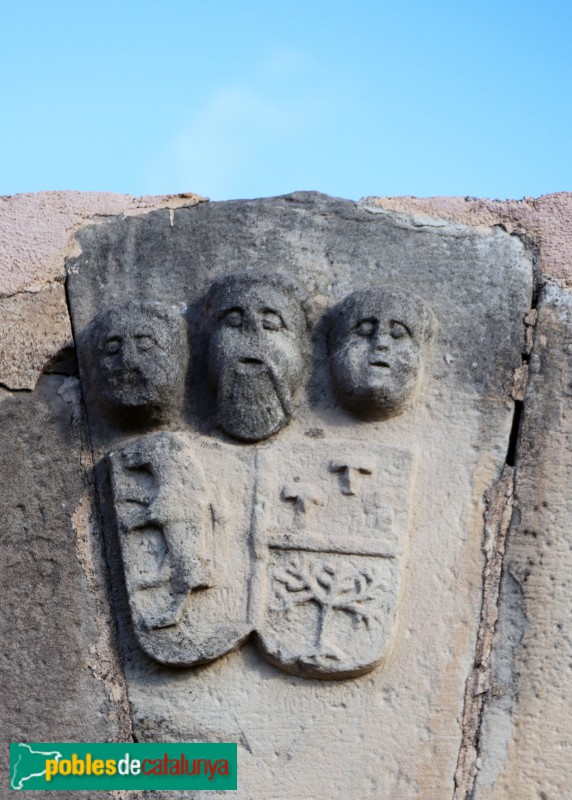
[206, 273, 308, 442]
[329, 288, 432, 418]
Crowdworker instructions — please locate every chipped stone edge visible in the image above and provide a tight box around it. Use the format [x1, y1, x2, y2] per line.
[359, 194, 572, 287]
[358, 199, 499, 236]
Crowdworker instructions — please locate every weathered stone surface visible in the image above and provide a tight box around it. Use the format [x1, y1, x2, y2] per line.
[328, 286, 434, 418]
[254, 436, 414, 679]
[0, 375, 133, 798]
[0, 283, 72, 390]
[108, 432, 253, 665]
[473, 284, 572, 799]
[65, 192, 532, 799]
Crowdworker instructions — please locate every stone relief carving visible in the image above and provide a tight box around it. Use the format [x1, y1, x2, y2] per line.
[79, 277, 429, 678]
[109, 432, 254, 666]
[81, 300, 188, 428]
[328, 287, 434, 418]
[204, 271, 310, 442]
[253, 439, 414, 679]
[109, 432, 213, 633]
[62, 195, 532, 797]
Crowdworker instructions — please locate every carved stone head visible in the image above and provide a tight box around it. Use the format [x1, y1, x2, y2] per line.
[328, 287, 434, 418]
[81, 300, 188, 426]
[205, 272, 310, 441]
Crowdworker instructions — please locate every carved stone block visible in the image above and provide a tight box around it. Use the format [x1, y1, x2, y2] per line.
[12, 190, 572, 799]
[64, 192, 533, 799]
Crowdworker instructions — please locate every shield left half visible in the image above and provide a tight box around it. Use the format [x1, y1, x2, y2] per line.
[108, 432, 254, 666]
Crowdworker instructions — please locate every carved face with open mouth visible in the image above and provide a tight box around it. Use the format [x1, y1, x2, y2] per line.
[205, 272, 309, 441]
[328, 287, 433, 418]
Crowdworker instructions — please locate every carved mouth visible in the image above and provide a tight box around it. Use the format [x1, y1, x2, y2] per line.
[369, 359, 390, 368]
[236, 357, 266, 373]
[117, 370, 144, 385]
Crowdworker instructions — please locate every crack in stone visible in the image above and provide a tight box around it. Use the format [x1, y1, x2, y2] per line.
[453, 465, 515, 800]
[0, 381, 32, 393]
[453, 298, 539, 800]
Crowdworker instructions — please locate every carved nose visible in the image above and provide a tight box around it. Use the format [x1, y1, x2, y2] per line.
[120, 342, 140, 368]
[340, 474, 355, 496]
[240, 312, 264, 336]
[373, 332, 390, 350]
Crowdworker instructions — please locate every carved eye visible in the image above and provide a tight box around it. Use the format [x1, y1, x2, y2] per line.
[390, 321, 410, 339]
[104, 338, 121, 355]
[354, 319, 376, 337]
[261, 310, 285, 331]
[223, 309, 243, 328]
[135, 335, 156, 352]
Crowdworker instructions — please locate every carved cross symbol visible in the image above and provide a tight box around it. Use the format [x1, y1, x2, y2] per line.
[329, 458, 376, 496]
[281, 483, 324, 515]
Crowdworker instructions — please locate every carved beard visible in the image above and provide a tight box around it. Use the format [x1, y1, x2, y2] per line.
[216, 360, 292, 441]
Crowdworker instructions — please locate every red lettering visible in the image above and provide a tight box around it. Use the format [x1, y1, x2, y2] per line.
[169, 758, 181, 775]
[142, 758, 162, 775]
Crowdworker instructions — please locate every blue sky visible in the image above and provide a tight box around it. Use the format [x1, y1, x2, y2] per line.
[1, 0, 571, 200]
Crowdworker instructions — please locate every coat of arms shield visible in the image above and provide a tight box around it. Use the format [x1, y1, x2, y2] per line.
[252, 438, 416, 678]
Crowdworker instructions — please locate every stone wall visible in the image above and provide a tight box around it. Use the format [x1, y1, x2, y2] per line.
[1, 190, 571, 799]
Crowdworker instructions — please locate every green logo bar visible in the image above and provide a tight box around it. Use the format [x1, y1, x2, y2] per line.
[10, 742, 237, 791]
